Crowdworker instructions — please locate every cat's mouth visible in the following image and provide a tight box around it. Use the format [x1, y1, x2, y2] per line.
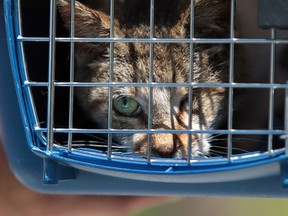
[57, 132, 212, 159]
[132, 133, 212, 159]
[59, 133, 128, 153]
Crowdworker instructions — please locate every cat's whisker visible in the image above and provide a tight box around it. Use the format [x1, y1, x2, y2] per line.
[207, 151, 223, 157]
[34, 121, 47, 128]
[212, 146, 250, 154]
[196, 151, 210, 158]
[61, 140, 128, 149]
[231, 137, 269, 144]
[211, 142, 258, 154]
[208, 148, 227, 155]
[199, 134, 224, 142]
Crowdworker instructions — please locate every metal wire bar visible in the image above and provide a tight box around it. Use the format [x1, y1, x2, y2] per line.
[147, 0, 155, 163]
[67, 0, 75, 151]
[46, 0, 57, 151]
[23, 81, 288, 89]
[268, 28, 276, 154]
[227, 0, 235, 162]
[107, 0, 115, 159]
[187, 0, 195, 163]
[34, 127, 285, 135]
[17, 36, 288, 44]
[17, 0, 41, 129]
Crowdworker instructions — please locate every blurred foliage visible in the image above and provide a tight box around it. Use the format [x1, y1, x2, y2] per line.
[129, 197, 288, 216]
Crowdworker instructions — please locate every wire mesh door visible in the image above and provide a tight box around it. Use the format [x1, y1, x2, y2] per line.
[6, 0, 288, 185]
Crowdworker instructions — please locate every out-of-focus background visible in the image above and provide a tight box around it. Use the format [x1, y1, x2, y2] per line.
[0, 142, 170, 216]
[2, 0, 288, 215]
[129, 197, 288, 216]
[2, 140, 288, 216]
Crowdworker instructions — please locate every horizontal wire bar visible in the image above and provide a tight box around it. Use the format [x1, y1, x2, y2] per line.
[17, 36, 288, 44]
[23, 81, 288, 88]
[34, 127, 285, 135]
[52, 143, 286, 165]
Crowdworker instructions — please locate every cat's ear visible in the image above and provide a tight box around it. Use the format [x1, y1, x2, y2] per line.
[57, 0, 123, 38]
[57, 0, 122, 62]
[175, 0, 231, 38]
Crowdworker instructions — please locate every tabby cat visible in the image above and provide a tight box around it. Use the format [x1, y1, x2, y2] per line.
[57, 0, 237, 158]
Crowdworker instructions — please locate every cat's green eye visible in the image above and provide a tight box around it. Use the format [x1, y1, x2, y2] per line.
[113, 96, 141, 116]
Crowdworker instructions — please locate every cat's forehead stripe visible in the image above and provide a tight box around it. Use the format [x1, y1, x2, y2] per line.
[128, 87, 188, 99]
[129, 87, 137, 96]
[153, 88, 170, 103]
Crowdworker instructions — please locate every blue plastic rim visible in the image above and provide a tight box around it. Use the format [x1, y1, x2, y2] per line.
[3, 0, 288, 184]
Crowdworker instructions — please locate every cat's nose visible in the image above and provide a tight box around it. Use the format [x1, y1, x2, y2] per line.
[151, 133, 175, 158]
[153, 149, 174, 158]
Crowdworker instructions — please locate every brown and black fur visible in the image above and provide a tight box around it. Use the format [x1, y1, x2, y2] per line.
[57, 0, 242, 158]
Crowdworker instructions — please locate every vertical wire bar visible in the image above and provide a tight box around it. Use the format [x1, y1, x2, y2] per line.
[227, 0, 235, 162]
[147, 0, 155, 163]
[187, 0, 195, 164]
[47, 0, 57, 151]
[107, 0, 115, 159]
[285, 82, 288, 155]
[268, 28, 276, 155]
[67, 0, 75, 151]
[17, 0, 41, 127]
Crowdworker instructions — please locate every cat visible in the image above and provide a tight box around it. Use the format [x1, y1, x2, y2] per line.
[57, 0, 239, 158]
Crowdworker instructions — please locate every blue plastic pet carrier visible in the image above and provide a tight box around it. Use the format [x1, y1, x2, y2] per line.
[1, 0, 288, 196]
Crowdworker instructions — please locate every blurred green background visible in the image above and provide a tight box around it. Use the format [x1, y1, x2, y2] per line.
[130, 197, 288, 216]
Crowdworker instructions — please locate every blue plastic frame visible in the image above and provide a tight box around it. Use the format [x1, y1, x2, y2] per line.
[2, 0, 288, 196]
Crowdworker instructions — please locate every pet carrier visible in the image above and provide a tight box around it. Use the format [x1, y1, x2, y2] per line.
[1, 0, 288, 196]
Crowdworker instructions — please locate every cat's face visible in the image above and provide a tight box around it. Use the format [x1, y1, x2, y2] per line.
[57, 0, 229, 158]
